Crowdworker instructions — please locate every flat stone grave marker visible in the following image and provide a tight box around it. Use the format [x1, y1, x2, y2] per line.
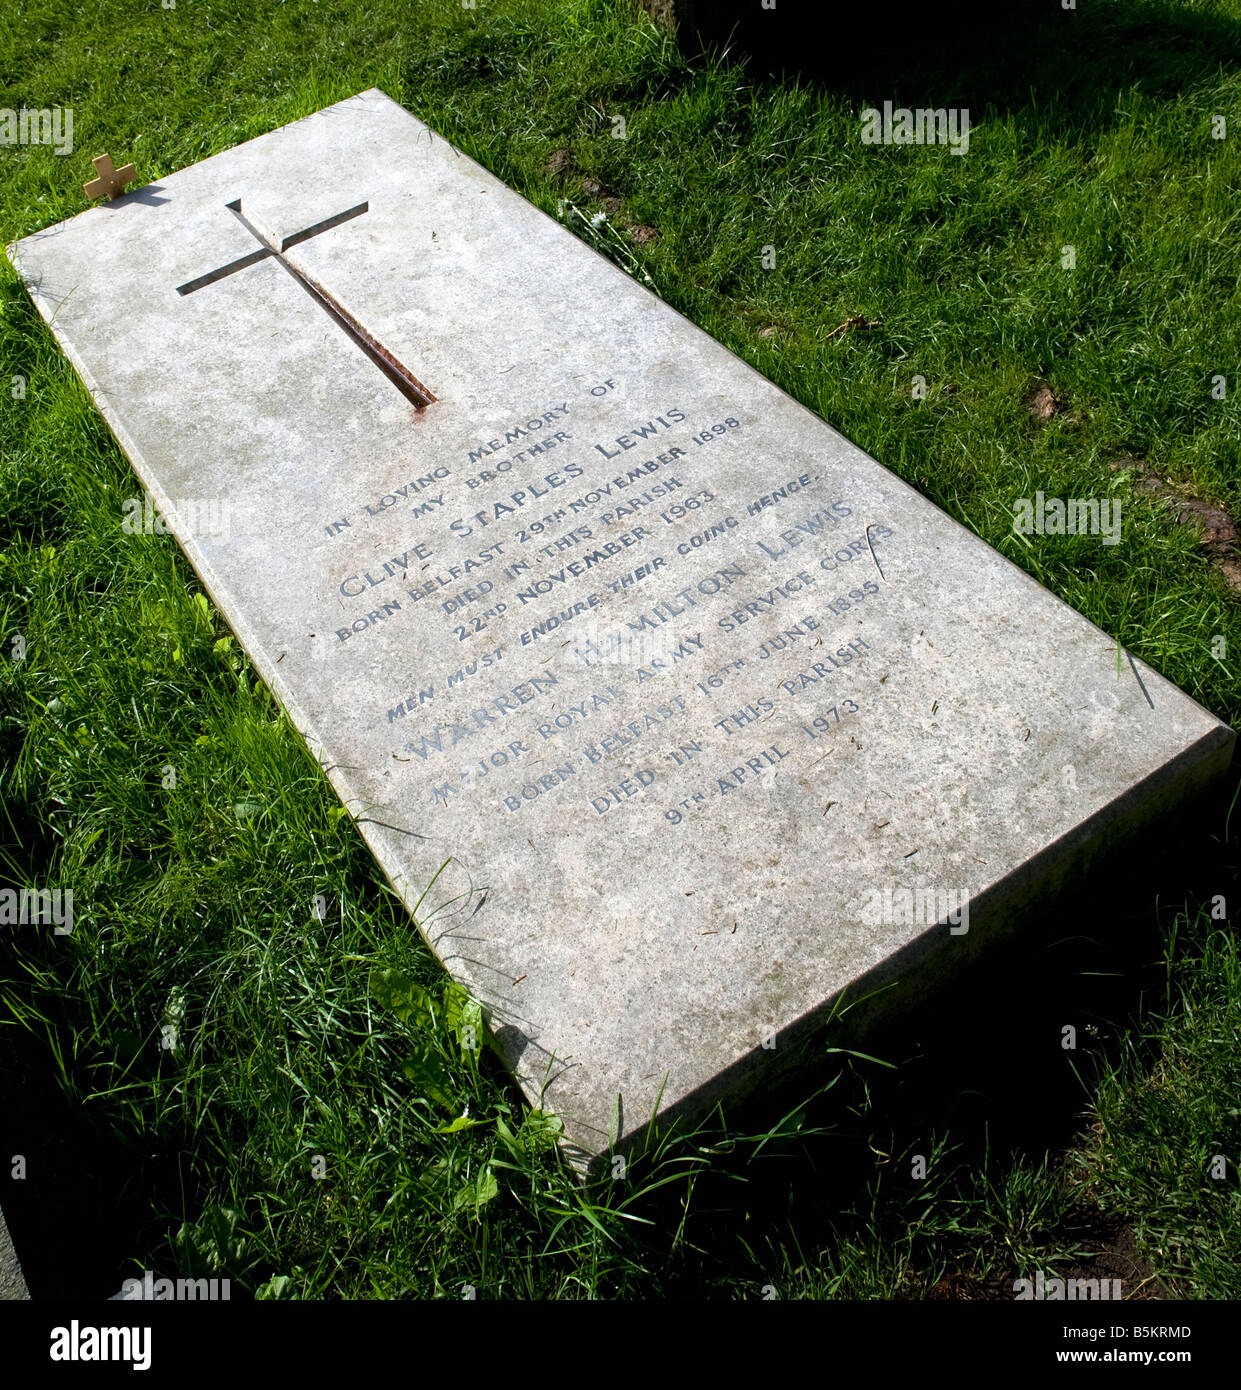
[10, 89, 1233, 1165]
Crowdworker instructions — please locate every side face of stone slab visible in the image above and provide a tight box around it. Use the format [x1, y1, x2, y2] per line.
[0, 1204, 29, 1300]
[10, 89, 1233, 1162]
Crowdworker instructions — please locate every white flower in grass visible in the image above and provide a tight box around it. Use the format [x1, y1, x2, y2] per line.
[161, 985, 186, 1053]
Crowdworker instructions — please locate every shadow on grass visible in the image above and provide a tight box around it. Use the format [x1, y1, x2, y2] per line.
[672, 0, 1241, 140]
[0, 1013, 194, 1300]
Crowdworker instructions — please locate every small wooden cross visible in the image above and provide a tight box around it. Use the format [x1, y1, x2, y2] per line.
[84, 153, 137, 201]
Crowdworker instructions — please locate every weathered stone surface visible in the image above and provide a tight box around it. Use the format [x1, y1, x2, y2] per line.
[10, 90, 1232, 1163]
[0, 1204, 29, 1300]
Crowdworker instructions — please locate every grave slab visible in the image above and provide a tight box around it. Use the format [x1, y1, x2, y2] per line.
[9, 89, 1233, 1164]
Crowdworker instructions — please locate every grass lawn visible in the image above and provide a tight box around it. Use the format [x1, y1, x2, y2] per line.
[1, 0, 1239, 1298]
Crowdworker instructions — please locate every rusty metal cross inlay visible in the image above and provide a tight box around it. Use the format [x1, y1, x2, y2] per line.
[177, 199, 435, 409]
